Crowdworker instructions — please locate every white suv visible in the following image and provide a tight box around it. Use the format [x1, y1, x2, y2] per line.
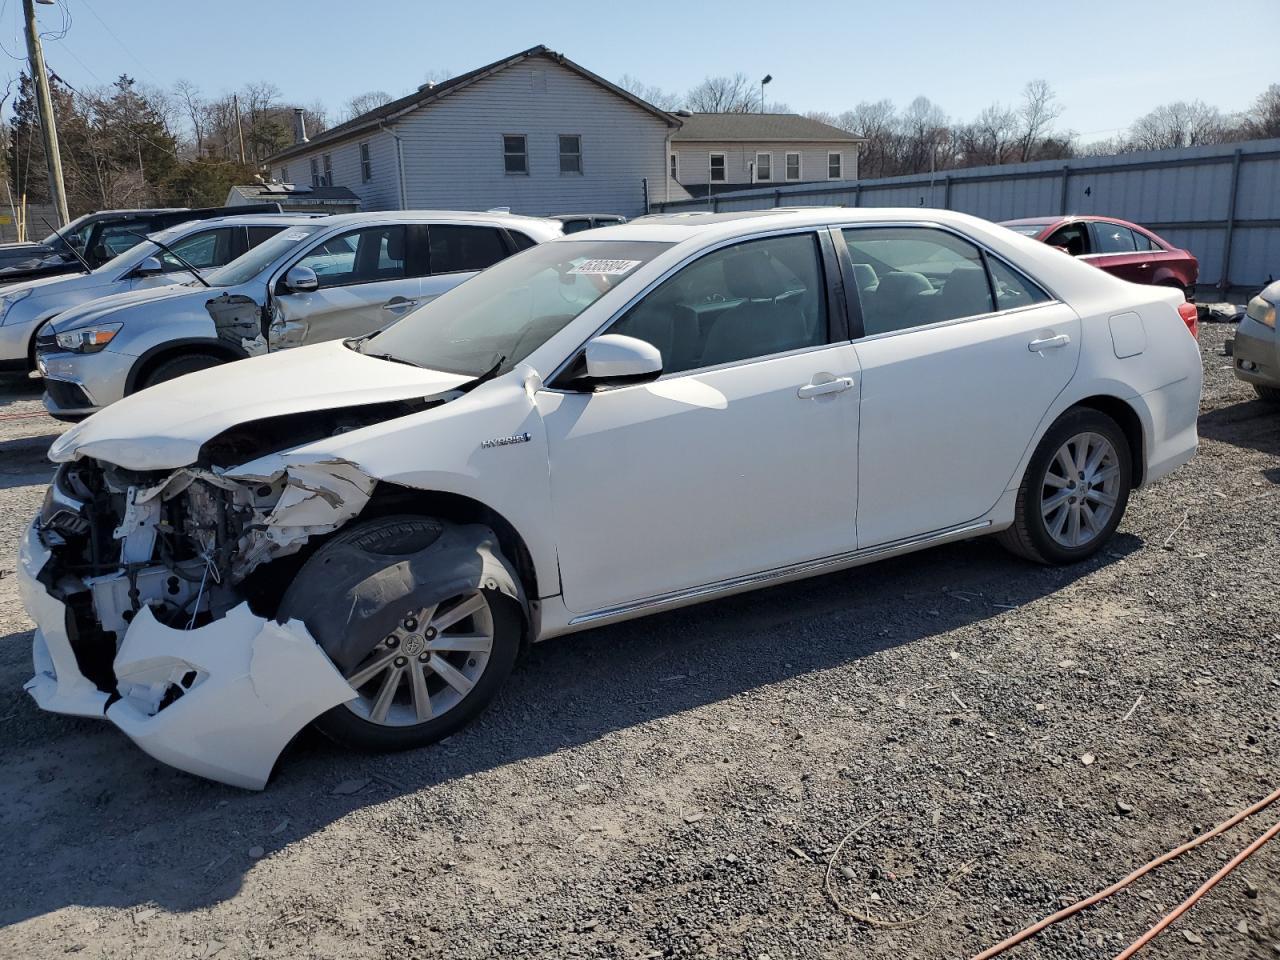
[35, 210, 562, 418]
[17, 207, 1201, 788]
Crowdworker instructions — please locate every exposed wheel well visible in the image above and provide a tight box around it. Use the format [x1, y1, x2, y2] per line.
[127, 342, 240, 394]
[357, 482, 541, 602]
[1071, 395, 1145, 486]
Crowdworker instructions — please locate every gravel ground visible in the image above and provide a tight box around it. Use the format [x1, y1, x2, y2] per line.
[0, 324, 1276, 959]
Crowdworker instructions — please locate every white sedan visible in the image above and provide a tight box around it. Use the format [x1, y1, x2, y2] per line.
[17, 208, 1201, 788]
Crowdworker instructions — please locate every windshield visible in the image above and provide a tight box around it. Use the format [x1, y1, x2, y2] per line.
[40, 213, 93, 248]
[1003, 223, 1049, 238]
[204, 223, 326, 287]
[359, 240, 673, 376]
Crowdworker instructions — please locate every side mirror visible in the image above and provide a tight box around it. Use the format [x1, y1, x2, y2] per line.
[581, 334, 662, 388]
[134, 256, 163, 277]
[283, 265, 319, 293]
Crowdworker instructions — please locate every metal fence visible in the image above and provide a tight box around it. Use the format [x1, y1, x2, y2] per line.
[651, 138, 1280, 300]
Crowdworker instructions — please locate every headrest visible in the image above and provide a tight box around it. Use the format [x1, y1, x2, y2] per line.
[876, 271, 932, 301]
[852, 262, 878, 290]
[385, 228, 405, 262]
[940, 267, 992, 314]
[722, 249, 777, 300]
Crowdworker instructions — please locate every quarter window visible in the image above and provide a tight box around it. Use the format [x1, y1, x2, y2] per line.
[709, 152, 726, 182]
[360, 142, 373, 182]
[828, 152, 842, 179]
[559, 134, 582, 174]
[842, 227, 994, 336]
[786, 152, 801, 181]
[988, 258, 1051, 311]
[291, 225, 407, 289]
[428, 225, 508, 274]
[755, 152, 772, 182]
[504, 135, 528, 174]
[609, 232, 829, 375]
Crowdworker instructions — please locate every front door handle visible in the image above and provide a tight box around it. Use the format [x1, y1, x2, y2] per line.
[797, 376, 854, 399]
[1028, 334, 1071, 353]
[382, 297, 418, 313]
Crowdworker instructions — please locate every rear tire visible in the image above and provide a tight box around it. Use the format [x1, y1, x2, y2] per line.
[997, 408, 1132, 565]
[1255, 385, 1280, 404]
[136, 352, 224, 390]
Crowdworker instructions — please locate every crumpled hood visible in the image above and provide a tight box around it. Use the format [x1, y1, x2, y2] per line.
[49, 339, 473, 470]
[46, 281, 203, 332]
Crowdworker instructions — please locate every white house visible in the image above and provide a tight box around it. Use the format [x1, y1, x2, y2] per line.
[265, 45, 685, 217]
[669, 113, 865, 197]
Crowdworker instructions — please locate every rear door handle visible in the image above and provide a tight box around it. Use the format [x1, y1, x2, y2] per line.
[797, 376, 854, 399]
[382, 298, 418, 313]
[1028, 334, 1071, 353]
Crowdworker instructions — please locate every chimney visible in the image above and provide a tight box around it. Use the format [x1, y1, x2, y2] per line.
[293, 108, 309, 144]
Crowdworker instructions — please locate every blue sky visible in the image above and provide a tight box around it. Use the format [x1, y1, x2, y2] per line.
[8, 0, 1275, 141]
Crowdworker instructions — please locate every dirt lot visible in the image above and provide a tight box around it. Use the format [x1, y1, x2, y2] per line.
[0, 324, 1277, 959]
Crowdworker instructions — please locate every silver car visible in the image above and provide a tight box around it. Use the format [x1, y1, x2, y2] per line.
[1233, 280, 1280, 402]
[37, 211, 563, 419]
[0, 213, 317, 374]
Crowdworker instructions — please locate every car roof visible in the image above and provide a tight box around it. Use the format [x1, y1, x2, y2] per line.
[551, 213, 626, 220]
[310, 210, 562, 228]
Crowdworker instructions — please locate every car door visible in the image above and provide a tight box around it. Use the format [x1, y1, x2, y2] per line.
[538, 229, 861, 615]
[270, 223, 424, 348]
[419, 224, 512, 306]
[1085, 221, 1149, 283]
[841, 225, 1080, 547]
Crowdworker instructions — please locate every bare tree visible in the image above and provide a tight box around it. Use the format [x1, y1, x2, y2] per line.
[900, 96, 949, 174]
[1016, 79, 1062, 161]
[343, 90, 394, 121]
[173, 79, 206, 156]
[1245, 83, 1280, 139]
[686, 73, 756, 113]
[833, 100, 898, 178]
[1128, 100, 1227, 151]
[617, 74, 681, 111]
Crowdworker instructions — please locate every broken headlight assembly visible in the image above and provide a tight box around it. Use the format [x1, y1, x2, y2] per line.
[54, 322, 123, 353]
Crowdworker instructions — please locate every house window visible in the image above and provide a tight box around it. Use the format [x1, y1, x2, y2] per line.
[709, 152, 726, 182]
[670, 152, 679, 181]
[504, 135, 528, 174]
[310, 158, 320, 187]
[754, 152, 772, 182]
[559, 134, 582, 174]
[786, 152, 801, 181]
[360, 142, 372, 182]
[280, 165, 289, 183]
[322, 154, 333, 186]
[828, 152, 842, 179]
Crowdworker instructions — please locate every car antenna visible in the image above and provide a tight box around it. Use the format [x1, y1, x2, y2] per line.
[40, 217, 93, 276]
[124, 230, 211, 288]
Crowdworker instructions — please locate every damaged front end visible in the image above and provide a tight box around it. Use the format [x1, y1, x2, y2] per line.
[20, 451, 373, 788]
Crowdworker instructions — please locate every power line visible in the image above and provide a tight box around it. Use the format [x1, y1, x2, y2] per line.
[76, 0, 159, 83]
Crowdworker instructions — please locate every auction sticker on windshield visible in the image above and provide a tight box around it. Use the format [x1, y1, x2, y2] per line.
[281, 232, 312, 241]
[568, 259, 642, 276]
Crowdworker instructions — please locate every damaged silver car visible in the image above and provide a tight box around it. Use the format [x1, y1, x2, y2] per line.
[36, 210, 563, 419]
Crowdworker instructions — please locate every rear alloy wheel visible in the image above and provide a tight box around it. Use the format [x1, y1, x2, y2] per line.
[998, 408, 1132, 564]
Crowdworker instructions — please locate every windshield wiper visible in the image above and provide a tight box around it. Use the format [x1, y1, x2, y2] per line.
[361, 352, 425, 368]
[126, 231, 210, 288]
[41, 218, 92, 275]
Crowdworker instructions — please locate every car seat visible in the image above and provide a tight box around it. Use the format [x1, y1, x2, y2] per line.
[700, 249, 810, 367]
[864, 271, 932, 335]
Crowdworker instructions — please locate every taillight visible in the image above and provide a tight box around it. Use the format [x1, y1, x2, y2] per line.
[1177, 302, 1199, 338]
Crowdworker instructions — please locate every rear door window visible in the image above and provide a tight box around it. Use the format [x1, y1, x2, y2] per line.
[428, 225, 509, 274]
[1092, 222, 1138, 254]
[841, 227, 994, 335]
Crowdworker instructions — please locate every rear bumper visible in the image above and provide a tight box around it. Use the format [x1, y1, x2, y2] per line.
[1231, 316, 1280, 390]
[1140, 374, 1201, 487]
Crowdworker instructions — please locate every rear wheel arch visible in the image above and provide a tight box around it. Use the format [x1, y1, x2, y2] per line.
[1071, 395, 1145, 487]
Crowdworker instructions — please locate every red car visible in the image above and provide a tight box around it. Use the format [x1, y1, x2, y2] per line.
[1001, 215, 1199, 302]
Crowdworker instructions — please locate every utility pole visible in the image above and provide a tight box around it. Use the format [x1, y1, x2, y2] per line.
[232, 94, 247, 165]
[22, 0, 68, 226]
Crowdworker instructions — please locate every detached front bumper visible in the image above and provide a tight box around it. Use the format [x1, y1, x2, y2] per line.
[17, 522, 357, 789]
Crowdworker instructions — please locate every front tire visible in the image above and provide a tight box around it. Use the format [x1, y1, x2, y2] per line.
[136, 352, 224, 390]
[277, 516, 522, 753]
[998, 408, 1132, 565]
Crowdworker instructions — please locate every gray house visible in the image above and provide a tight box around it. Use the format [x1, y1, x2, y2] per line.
[670, 113, 865, 198]
[265, 45, 683, 217]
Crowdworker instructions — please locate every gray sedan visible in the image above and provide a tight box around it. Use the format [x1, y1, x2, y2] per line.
[1233, 280, 1280, 402]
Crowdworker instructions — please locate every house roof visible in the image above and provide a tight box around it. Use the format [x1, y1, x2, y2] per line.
[228, 184, 361, 206]
[266, 45, 681, 165]
[671, 113, 864, 143]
